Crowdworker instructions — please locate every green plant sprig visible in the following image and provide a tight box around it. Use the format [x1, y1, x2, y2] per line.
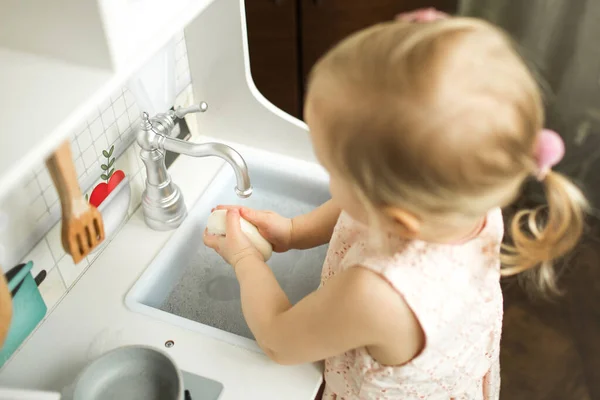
[100, 145, 116, 183]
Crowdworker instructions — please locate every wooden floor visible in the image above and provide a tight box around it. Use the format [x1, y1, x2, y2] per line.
[499, 217, 600, 400]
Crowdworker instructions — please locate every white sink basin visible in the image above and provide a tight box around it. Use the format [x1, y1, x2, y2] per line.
[126, 148, 330, 352]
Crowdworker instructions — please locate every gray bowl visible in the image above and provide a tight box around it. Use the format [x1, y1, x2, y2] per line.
[70, 345, 183, 400]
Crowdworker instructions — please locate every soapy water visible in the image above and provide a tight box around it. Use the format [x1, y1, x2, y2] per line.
[160, 190, 329, 340]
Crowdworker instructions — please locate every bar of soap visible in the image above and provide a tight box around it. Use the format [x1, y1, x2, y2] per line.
[206, 210, 273, 261]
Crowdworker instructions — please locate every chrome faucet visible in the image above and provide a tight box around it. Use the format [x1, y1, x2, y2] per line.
[137, 103, 252, 231]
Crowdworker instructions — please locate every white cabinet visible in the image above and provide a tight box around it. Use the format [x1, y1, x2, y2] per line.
[100, 0, 214, 69]
[0, 0, 215, 200]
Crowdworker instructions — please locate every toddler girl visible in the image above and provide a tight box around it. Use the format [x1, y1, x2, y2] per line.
[204, 10, 588, 400]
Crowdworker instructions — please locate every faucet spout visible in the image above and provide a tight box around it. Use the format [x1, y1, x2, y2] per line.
[162, 137, 252, 198]
[136, 104, 253, 231]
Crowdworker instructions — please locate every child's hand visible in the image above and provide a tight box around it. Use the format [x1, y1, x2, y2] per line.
[396, 8, 449, 22]
[204, 209, 264, 269]
[214, 205, 293, 252]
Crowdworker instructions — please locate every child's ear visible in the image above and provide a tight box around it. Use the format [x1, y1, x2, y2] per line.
[383, 207, 421, 237]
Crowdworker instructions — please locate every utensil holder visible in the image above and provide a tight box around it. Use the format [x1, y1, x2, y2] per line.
[0, 261, 46, 367]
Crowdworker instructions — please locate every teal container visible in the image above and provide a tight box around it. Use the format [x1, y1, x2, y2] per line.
[0, 261, 47, 367]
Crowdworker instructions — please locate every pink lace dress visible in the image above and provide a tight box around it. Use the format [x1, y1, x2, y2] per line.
[320, 209, 504, 400]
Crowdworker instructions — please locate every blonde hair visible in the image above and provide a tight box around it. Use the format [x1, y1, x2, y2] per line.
[307, 17, 588, 293]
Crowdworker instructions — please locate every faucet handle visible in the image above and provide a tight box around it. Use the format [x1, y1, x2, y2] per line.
[174, 102, 208, 119]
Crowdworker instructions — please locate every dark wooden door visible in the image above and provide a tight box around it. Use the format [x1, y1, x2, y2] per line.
[300, 0, 458, 116]
[245, 0, 301, 117]
[245, 1, 459, 118]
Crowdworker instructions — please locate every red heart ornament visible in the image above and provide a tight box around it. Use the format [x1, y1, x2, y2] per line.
[107, 170, 125, 193]
[89, 183, 109, 208]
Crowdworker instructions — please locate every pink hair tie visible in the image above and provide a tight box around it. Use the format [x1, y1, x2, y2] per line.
[395, 8, 449, 22]
[534, 129, 565, 180]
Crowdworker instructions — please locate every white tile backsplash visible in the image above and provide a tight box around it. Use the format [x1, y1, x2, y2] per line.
[95, 135, 110, 156]
[57, 255, 88, 288]
[86, 108, 101, 126]
[101, 108, 116, 129]
[81, 146, 97, 170]
[0, 32, 194, 313]
[113, 96, 127, 118]
[36, 169, 53, 192]
[71, 138, 82, 158]
[106, 123, 120, 146]
[124, 90, 136, 108]
[127, 104, 141, 126]
[42, 186, 58, 209]
[116, 113, 130, 134]
[49, 203, 61, 220]
[22, 170, 36, 186]
[23, 179, 41, 200]
[23, 239, 54, 277]
[98, 97, 113, 113]
[74, 156, 86, 180]
[31, 198, 46, 221]
[110, 88, 125, 103]
[38, 267, 66, 310]
[46, 223, 65, 263]
[89, 117, 104, 140]
[77, 128, 93, 151]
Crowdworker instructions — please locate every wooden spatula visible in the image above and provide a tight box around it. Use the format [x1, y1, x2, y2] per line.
[46, 140, 105, 263]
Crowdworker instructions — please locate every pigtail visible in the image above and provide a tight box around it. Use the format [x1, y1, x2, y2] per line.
[501, 172, 588, 293]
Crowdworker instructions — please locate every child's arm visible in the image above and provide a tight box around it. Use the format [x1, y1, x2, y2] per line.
[291, 199, 340, 249]
[204, 210, 423, 365]
[215, 199, 340, 252]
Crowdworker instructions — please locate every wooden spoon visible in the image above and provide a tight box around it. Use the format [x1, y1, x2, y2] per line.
[46, 140, 105, 263]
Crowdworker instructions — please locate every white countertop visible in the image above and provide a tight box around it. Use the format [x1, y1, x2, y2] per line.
[0, 137, 323, 399]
